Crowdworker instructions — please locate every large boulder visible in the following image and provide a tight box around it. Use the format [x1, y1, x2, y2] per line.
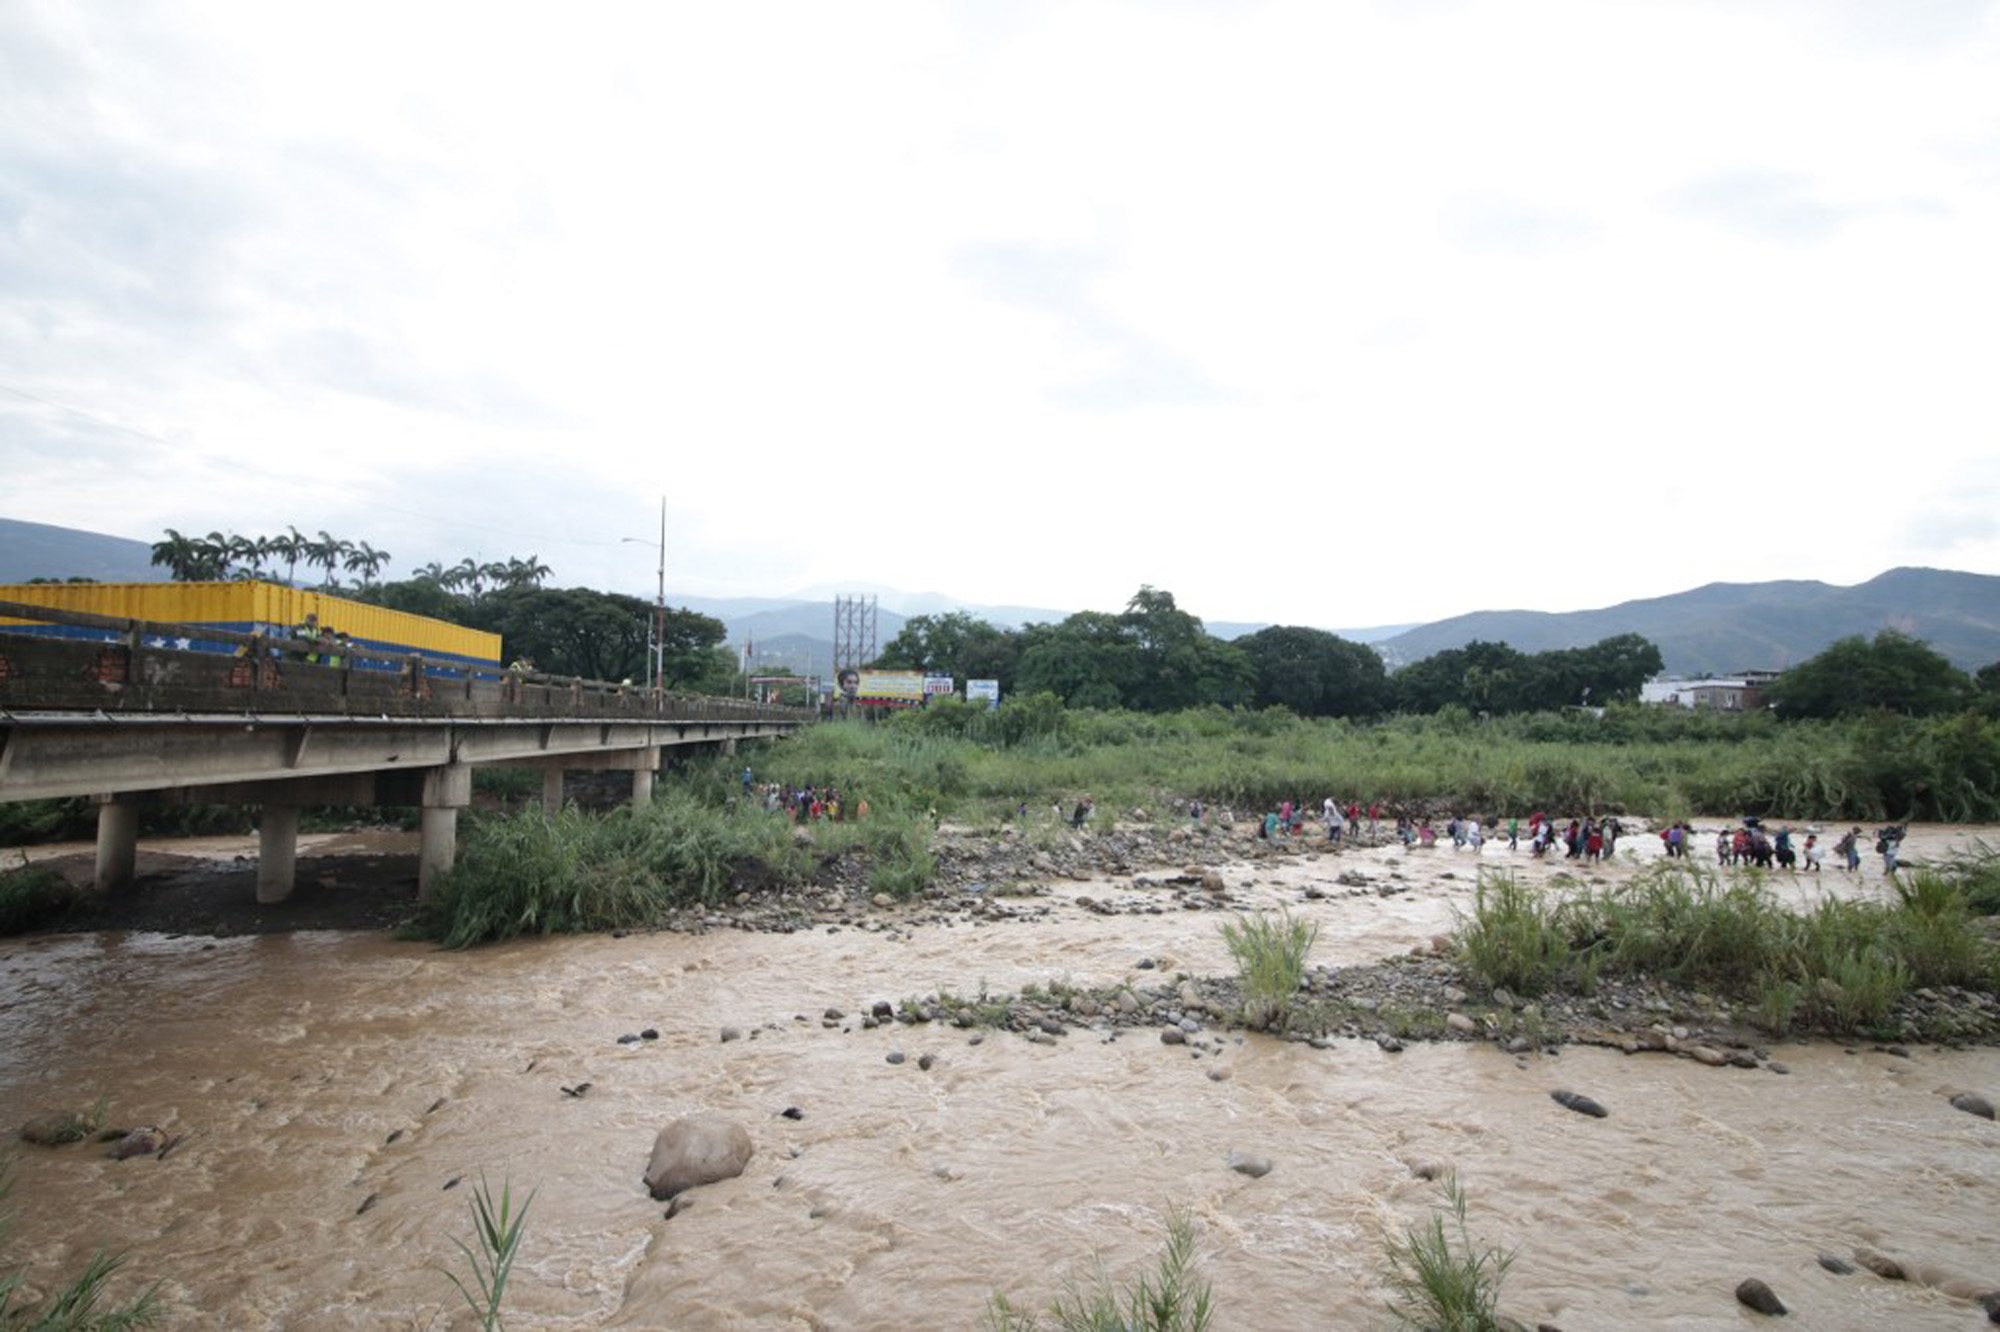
[644, 1115, 752, 1201]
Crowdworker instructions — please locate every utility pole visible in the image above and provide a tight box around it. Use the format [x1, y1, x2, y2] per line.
[623, 497, 668, 693]
[653, 496, 666, 694]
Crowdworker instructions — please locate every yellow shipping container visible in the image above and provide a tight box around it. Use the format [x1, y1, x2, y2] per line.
[0, 580, 499, 664]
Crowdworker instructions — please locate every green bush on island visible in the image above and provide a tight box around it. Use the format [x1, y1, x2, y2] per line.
[1220, 911, 1319, 1032]
[1455, 863, 2000, 1037]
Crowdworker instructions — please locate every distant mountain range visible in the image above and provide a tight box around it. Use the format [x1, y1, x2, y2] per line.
[0, 517, 157, 583]
[1372, 568, 2000, 675]
[4, 517, 1995, 676]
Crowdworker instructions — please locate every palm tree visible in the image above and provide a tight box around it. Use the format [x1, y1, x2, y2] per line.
[505, 555, 552, 589]
[227, 533, 263, 580]
[193, 532, 232, 580]
[414, 560, 448, 583]
[454, 558, 489, 600]
[269, 527, 307, 586]
[345, 541, 391, 587]
[312, 531, 353, 590]
[150, 529, 199, 581]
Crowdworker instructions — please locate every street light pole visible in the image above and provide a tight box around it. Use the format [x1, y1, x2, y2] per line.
[652, 496, 665, 694]
[621, 496, 667, 693]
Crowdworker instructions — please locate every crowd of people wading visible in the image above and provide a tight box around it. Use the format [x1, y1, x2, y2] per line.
[1225, 798, 1913, 876]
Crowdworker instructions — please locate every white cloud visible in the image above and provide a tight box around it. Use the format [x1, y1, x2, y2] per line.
[3, 0, 1997, 628]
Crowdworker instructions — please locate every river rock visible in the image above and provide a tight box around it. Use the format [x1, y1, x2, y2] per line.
[19, 1114, 81, 1147]
[1202, 871, 1225, 894]
[1816, 1253, 1855, 1275]
[1688, 1045, 1729, 1066]
[871, 893, 893, 909]
[1550, 1091, 1608, 1119]
[1446, 1013, 1477, 1034]
[720, 1026, 743, 1043]
[1226, 1151, 1272, 1178]
[108, 1126, 167, 1159]
[1949, 1092, 1995, 1120]
[1161, 1029, 1186, 1046]
[1853, 1248, 1906, 1280]
[1734, 1278, 1786, 1315]
[643, 1115, 753, 1201]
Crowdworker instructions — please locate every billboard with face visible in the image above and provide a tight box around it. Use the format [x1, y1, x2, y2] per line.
[855, 669, 925, 706]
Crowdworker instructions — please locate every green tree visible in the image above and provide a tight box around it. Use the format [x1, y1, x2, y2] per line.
[1014, 612, 1135, 709]
[876, 611, 1023, 692]
[1239, 625, 1389, 717]
[1119, 586, 1219, 711]
[466, 587, 726, 686]
[148, 528, 200, 580]
[1393, 640, 1527, 714]
[344, 540, 392, 586]
[1767, 630, 1973, 719]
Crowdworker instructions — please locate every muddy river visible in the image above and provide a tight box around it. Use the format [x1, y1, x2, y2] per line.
[2, 824, 1997, 1328]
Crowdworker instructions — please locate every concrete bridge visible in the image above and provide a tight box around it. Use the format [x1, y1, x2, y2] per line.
[0, 599, 814, 902]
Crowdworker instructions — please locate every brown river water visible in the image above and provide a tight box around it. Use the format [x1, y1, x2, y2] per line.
[3, 823, 1998, 1329]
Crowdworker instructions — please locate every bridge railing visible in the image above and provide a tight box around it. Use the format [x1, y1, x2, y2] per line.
[0, 598, 815, 724]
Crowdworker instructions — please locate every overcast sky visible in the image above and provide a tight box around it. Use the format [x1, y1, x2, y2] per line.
[4, 1, 1997, 630]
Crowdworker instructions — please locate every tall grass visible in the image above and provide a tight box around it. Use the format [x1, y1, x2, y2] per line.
[408, 793, 815, 948]
[1220, 911, 1320, 1031]
[1456, 863, 2000, 1036]
[794, 702, 2000, 825]
[1453, 875, 1569, 998]
[862, 815, 937, 899]
[985, 1208, 1212, 1332]
[1382, 1175, 1514, 1332]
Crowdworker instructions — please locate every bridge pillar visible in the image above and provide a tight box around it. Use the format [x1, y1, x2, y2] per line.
[543, 767, 565, 811]
[630, 750, 659, 807]
[257, 805, 301, 904]
[419, 764, 472, 902]
[92, 797, 139, 895]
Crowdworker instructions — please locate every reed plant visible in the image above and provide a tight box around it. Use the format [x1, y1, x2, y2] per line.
[1381, 1175, 1514, 1332]
[437, 1174, 533, 1332]
[984, 1208, 1212, 1332]
[1219, 910, 1319, 1031]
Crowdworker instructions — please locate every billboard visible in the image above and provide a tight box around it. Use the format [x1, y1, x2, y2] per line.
[840, 669, 925, 707]
[967, 679, 1000, 708]
[923, 674, 956, 697]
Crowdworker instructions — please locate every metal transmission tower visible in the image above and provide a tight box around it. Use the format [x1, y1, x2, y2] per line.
[832, 595, 877, 674]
